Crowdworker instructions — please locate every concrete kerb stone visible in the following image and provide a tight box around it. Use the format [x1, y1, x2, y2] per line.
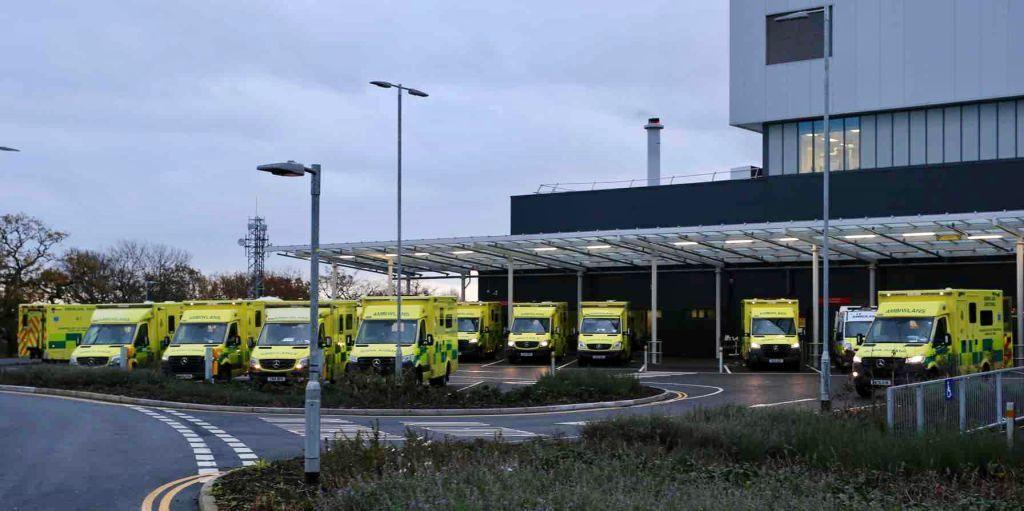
[198, 469, 233, 511]
[0, 384, 673, 416]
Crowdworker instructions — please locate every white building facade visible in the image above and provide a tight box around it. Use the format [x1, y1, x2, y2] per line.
[730, 0, 1024, 175]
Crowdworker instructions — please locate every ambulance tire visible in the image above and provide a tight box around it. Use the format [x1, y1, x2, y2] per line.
[217, 364, 232, 383]
[855, 384, 872, 398]
[429, 364, 450, 387]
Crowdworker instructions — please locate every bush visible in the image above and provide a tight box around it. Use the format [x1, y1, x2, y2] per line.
[213, 407, 1024, 511]
[0, 365, 651, 409]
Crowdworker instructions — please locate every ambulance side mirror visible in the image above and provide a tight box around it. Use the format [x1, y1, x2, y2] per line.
[320, 336, 332, 349]
[856, 333, 865, 346]
[161, 337, 170, 349]
[419, 334, 434, 347]
[228, 335, 241, 348]
[247, 337, 256, 349]
[942, 333, 952, 347]
[345, 335, 354, 347]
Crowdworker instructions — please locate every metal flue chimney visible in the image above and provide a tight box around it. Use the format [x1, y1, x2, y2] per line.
[644, 117, 663, 186]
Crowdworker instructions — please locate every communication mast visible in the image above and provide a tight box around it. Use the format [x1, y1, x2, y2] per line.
[238, 216, 269, 298]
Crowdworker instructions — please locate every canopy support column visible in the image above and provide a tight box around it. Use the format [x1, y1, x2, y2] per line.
[716, 267, 723, 374]
[649, 258, 660, 366]
[507, 257, 514, 328]
[1017, 240, 1023, 368]
[869, 263, 877, 307]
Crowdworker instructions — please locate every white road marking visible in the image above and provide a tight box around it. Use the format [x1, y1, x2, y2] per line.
[749, 397, 816, 408]
[129, 406, 217, 475]
[556, 421, 588, 426]
[634, 371, 697, 379]
[723, 365, 732, 374]
[557, 359, 577, 369]
[457, 381, 484, 392]
[260, 416, 404, 441]
[162, 408, 259, 468]
[481, 358, 505, 367]
[403, 421, 540, 439]
[503, 380, 537, 385]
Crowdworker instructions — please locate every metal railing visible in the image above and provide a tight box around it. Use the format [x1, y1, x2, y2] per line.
[535, 169, 753, 194]
[885, 367, 1024, 435]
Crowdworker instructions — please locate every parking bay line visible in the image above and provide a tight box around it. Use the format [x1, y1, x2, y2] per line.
[749, 397, 816, 408]
[480, 358, 505, 367]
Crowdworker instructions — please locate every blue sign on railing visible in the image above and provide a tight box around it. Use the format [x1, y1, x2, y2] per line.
[945, 379, 955, 401]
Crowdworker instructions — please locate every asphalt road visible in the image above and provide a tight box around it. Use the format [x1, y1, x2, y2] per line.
[0, 356, 857, 511]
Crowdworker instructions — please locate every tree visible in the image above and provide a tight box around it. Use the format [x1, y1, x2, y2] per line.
[0, 213, 68, 355]
[206, 270, 309, 300]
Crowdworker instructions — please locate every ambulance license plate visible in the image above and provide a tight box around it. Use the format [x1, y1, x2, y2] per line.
[267, 376, 286, 382]
[175, 374, 193, 380]
[520, 352, 533, 357]
[592, 355, 606, 360]
[769, 358, 784, 364]
[871, 379, 893, 386]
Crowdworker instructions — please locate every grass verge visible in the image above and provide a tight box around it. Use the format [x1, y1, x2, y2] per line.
[213, 406, 1024, 510]
[0, 365, 653, 408]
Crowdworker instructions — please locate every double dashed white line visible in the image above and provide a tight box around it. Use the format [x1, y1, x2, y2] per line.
[129, 406, 221, 476]
[161, 409, 258, 467]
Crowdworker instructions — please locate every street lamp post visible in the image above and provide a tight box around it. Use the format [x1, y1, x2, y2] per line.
[776, 5, 832, 411]
[256, 160, 323, 483]
[370, 80, 428, 383]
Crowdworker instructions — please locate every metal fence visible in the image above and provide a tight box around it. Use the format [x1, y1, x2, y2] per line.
[886, 367, 1024, 435]
[534, 170, 745, 193]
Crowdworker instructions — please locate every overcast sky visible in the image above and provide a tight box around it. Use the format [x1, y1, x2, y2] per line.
[2, 1, 760, 280]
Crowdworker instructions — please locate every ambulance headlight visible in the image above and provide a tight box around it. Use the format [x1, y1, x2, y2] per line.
[162, 353, 171, 362]
[578, 341, 587, 349]
[69, 357, 78, 366]
[348, 355, 358, 363]
[467, 338, 478, 344]
[611, 342, 621, 350]
[539, 340, 549, 347]
[250, 358, 261, 369]
[107, 356, 121, 366]
[750, 343, 760, 350]
[507, 340, 515, 347]
[401, 354, 415, 363]
[906, 355, 925, 364]
[791, 342, 800, 349]
[842, 342, 853, 351]
[295, 357, 309, 369]
[853, 355, 862, 364]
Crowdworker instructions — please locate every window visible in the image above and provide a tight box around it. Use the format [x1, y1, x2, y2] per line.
[768, 124, 783, 175]
[813, 120, 825, 172]
[345, 314, 353, 330]
[783, 123, 798, 174]
[980, 103, 997, 160]
[944, 106, 961, 163]
[136, 324, 149, 346]
[255, 311, 262, 328]
[228, 324, 238, 339]
[21, 315, 27, 327]
[766, 9, 828, 65]
[981, 310, 994, 327]
[926, 108, 943, 164]
[168, 316, 176, 332]
[798, 121, 814, 173]
[892, 112, 909, 166]
[909, 110, 926, 165]
[845, 117, 860, 170]
[962, 104, 980, 161]
[445, 314, 453, 329]
[969, 303, 977, 324]
[998, 101, 1016, 159]
[876, 113, 893, 167]
[934, 317, 949, 343]
[861, 115, 876, 169]
[829, 118, 844, 171]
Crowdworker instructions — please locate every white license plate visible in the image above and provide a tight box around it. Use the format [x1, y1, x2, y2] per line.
[520, 352, 533, 357]
[592, 355, 607, 360]
[769, 358, 784, 364]
[267, 376, 286, 382]
[871, 379, 893, 386]
[175, 374, 193, 380]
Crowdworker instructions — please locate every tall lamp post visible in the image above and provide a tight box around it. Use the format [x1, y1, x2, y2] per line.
[370, 80, 429, 382]
[256, 160, 323, 483]
[0, 146, 19, 152]
[775, 5, 832, 411]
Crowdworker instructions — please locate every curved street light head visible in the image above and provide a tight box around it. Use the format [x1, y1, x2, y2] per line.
[406, 88, 429, 98]
[0, 146, 20, 152]
[257, 160, 308, 177]
[370, 81, 393, 89]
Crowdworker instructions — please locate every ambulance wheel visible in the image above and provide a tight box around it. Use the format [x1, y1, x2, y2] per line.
[429, 364, 450, 387]
[855, 384, 872, 398]
[217, 365, 232, 382]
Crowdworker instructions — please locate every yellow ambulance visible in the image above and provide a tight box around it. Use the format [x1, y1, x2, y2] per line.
[507, 302, 572, 364]
[853, 289, 1009, 397]
[456, 301, 503, 360]
[249, 300, 359, 384]
[69, 302, 183, 369]
[347, 296, 458, 386]
[740, 298, 801, 370]
[160, 300, 266, 381]
[577, 301, 647, 366]
[17, 303, 96, 362]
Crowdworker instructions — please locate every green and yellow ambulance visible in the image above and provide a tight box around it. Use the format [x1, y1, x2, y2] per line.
[161, 300, 266, 381]
[832, 306, 876, 371]
[507, 302, 572, 364]
[577, 301, 647, 366]
[456, 301, 503, 360]
[17, 303, 96, 362]
[70, 302, 183, 369]
[347, 296, 458, 386]
[249, 300, 359, 384]
[741, 298, 801, 370]
[853, 289, 1009, 397]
